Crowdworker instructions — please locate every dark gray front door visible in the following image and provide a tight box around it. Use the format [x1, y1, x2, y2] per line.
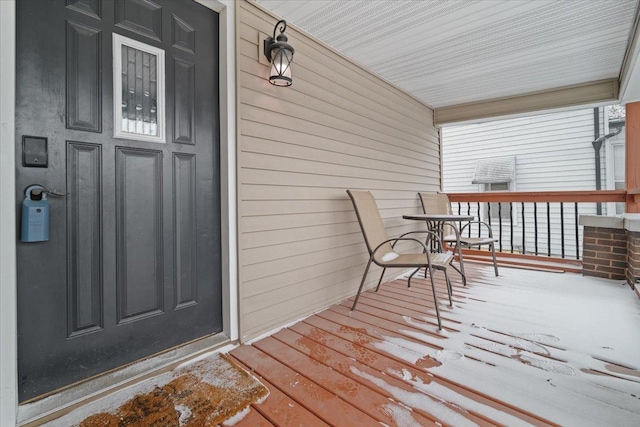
[16, 0, 221, 402]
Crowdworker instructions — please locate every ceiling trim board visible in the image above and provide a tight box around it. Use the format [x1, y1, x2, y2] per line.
[434, 78, 619, 126]
[619, 3, 640, 102]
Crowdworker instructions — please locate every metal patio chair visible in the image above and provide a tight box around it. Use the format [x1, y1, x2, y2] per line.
[419, 192, 499, 279]
[347, 190, 454, 329]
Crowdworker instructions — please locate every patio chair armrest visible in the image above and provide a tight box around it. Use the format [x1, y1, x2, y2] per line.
[372, 237, 433, 264]
[460, 221, 494, 238]
[395, 230, 444, 250]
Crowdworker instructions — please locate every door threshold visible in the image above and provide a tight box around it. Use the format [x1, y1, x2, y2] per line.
[18, 333, 237, 426]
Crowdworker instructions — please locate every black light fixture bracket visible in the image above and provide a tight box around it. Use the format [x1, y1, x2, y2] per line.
[263, 20, 294, 62]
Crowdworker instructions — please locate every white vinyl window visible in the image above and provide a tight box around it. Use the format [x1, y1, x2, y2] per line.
[113, 33, 165, 143]
[483, 182, 512, 222]
[473, 156, 516, 223]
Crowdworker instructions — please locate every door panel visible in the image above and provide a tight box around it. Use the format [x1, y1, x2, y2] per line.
[173, 153, 197, 308]
[66, 21, 102, 132]
[67, 142, 103, 337]
[115, 147, 164, 322]
[16, 0, 221, 402]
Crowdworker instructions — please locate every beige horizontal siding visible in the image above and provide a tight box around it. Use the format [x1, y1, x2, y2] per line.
[237, 0, 440, 341]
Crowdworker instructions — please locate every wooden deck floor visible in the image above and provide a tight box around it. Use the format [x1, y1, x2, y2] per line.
[228, 263, 640, 427]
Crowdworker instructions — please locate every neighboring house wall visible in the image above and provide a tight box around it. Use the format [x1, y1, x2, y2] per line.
[443, 108, 607, 192]
[442, 108, 616, 258]
[237, 1, 440, 341]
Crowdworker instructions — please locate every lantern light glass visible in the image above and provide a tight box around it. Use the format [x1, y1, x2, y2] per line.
[264, 20, 294, 86]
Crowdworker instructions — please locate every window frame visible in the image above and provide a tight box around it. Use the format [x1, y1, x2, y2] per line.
[112, 33, 166, 143]
[480, 181, 516, 225]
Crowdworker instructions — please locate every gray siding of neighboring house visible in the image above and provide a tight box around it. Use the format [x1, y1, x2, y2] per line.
[441, 108, 616, 258]
[237, 1, 440, 341]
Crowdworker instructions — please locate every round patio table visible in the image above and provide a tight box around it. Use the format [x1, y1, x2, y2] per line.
[403, 213, 474, 285]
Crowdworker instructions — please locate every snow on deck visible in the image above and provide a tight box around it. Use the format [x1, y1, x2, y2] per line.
[230, 263, 640, 427]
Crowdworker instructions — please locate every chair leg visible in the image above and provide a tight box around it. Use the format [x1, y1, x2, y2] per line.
[407, 267, 420, 288]
[375, 267, 386, 292]
[491, 242, 499, 276]
[456, 244, 467, 286]
[427, 265, 442, 330]
[443, 268, 453, 306]
[449, 262, 465, 286]
[351, 258, 372, 311]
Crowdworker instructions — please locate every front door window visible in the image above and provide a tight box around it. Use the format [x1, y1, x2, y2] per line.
[113, 34, 165, 142]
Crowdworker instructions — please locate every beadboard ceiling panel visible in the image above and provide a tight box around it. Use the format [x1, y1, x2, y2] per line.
[256, 0, 639, 108]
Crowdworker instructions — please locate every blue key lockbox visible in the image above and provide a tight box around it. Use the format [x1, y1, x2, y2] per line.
[21, 185, 49, 242]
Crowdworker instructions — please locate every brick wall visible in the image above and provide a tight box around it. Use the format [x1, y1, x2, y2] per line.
[582, 226, 627, 280]
[627, 231, 640, 286]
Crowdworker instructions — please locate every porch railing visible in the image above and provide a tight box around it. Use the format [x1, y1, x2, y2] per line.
[446, 190, 627, 265]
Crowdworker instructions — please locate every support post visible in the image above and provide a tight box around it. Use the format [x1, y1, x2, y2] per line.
[626, 102, 640, 213]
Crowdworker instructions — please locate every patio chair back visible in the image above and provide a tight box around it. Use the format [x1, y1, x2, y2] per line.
[347, 190, 393, 259]
[419, 192, 452, 214]
[419, 192, 455, 236]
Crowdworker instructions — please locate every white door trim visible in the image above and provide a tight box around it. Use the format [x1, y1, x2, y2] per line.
[0, 1, 237, 424]
[0, 0, 18, 424]
[200, 0, 240, 344]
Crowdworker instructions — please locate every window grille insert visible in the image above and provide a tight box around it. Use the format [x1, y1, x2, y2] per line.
[113, 34, 165, 143]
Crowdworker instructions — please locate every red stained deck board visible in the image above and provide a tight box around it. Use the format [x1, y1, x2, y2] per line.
[288, 321, 551, 426]
[340, 294, 575, 372]
[305, 311, 557, 426]
[227, 263, 640, 427]
[380, 278, 457, 303]
[343, 293, 461, 330]
[316, 309, 446, 352]
[331, 302, 450, 339]
[377, 280, 470, 305]
[303, 314, 442, 369]
[271, 327, 492, 426]
[358, 289, 514, 330]
[315, 308, 488, 370]
[380, 277, 467, 301]
[252, 336, 426, 426]
[379, 284, 470, 307]
[227, 355, 330, 427]
[330, 301, 525, 367]
[331, 303, 564, 363]
[351, 289, 458, 321]
[225, 407, 274, 427]
[229, 344, 378, 426]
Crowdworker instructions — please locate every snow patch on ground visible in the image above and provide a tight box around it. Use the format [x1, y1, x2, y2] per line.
[43, 353, 267, 427]
[42, 371, 175, 427]
[221, 406, 251, 426]
[389, 368, 535, 427]
[350, 366, 479, 427]
[378, 403, 422, 427]
[376, 266, 640, 426]
[176, 404, 192, 426]
[518, 354, 577, 376]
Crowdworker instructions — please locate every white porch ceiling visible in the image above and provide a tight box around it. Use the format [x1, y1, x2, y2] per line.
[255, 0, 639, 109]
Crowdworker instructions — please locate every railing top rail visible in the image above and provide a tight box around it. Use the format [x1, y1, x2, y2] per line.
[446, 190, 626, 203]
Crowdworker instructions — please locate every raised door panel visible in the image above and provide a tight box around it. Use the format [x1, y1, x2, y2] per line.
[115, 147, 164, 323]
[173, 57, 195, 144]
[67, 142, 103, 337]
[173, 153, 197, 307]
[66, 20, 102, 132]
[172, 14, 195, 54]
[115, 0, 162, 41]
[66, 0, 102, 19]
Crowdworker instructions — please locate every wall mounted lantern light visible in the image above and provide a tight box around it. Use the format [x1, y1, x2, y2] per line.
[264, 20, 294, 86]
